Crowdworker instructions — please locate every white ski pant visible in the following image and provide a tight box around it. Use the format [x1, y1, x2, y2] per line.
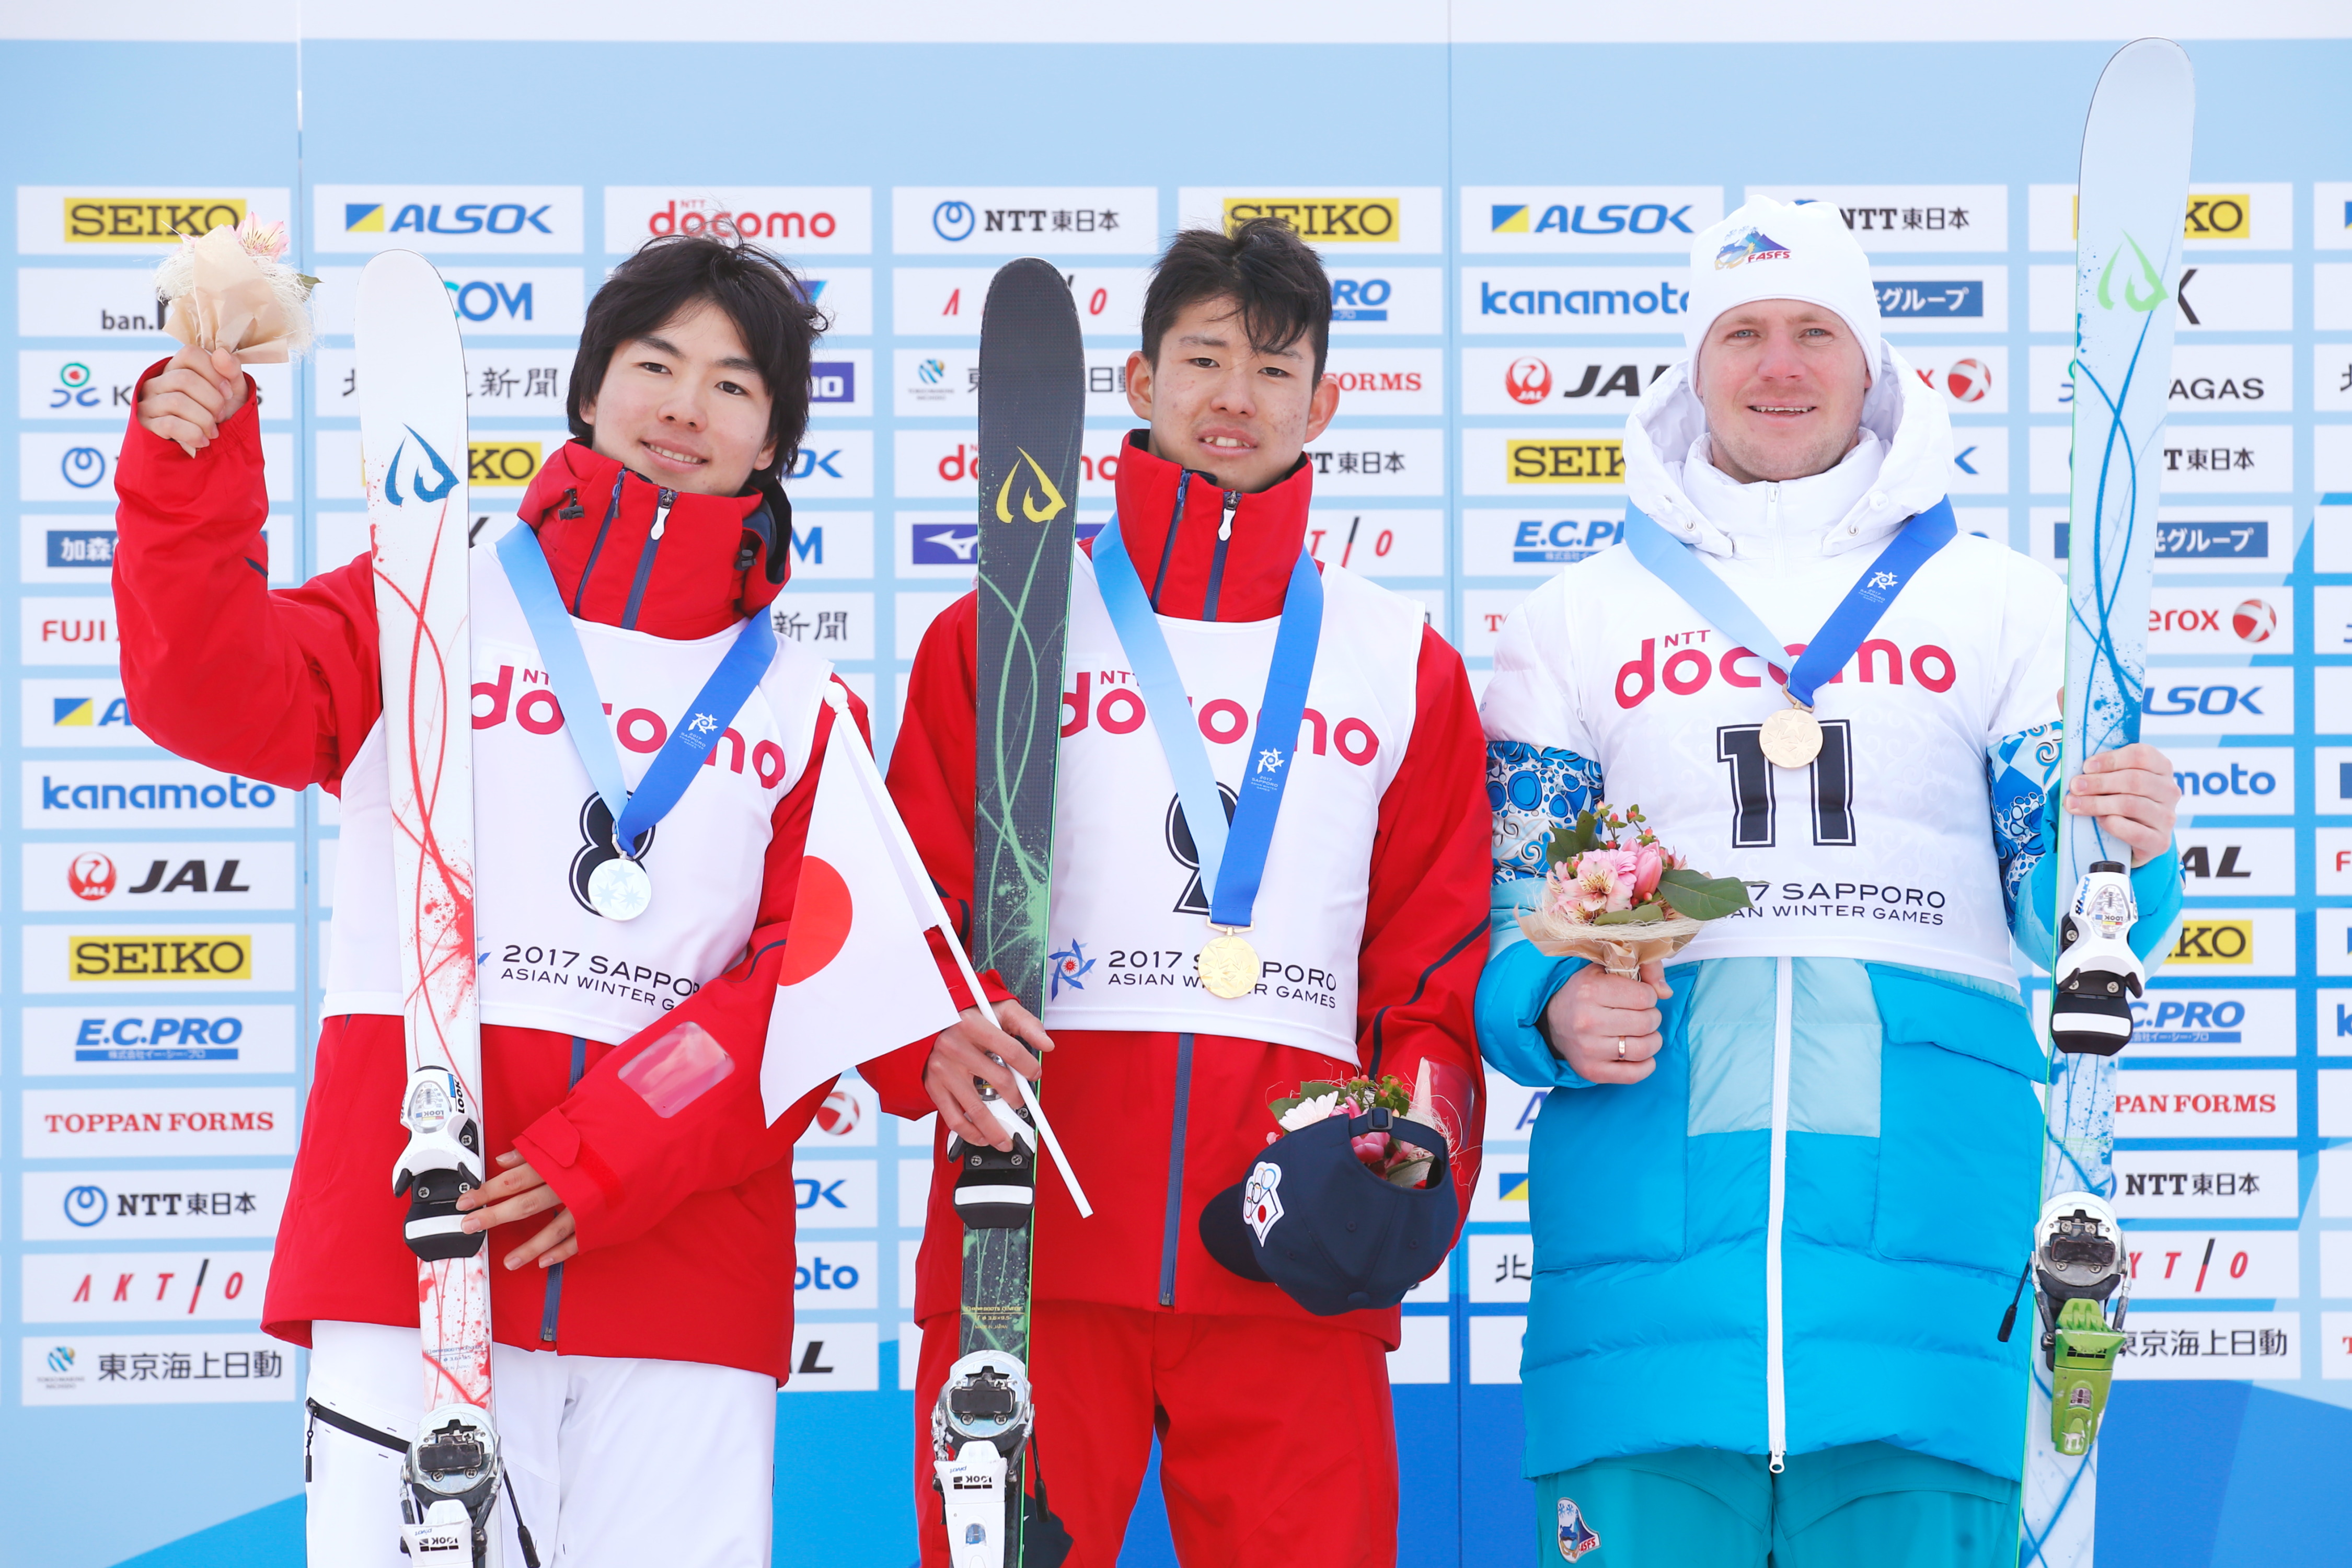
[304, 1320, 776, 1567]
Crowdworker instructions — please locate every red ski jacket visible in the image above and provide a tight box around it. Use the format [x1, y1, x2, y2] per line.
[865, 433, 1489, 1348]
[112, 368, 935, 1382]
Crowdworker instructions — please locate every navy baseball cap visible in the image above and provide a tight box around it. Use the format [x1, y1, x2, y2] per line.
[1198, 1108, 1457, 1316]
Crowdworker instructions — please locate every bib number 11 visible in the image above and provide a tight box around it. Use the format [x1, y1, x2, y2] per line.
[1717, 720, 1856, 849]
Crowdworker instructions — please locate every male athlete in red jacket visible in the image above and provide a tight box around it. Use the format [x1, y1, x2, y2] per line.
[117, 235, 936, 1566]
[867, 220, 1490, 1567]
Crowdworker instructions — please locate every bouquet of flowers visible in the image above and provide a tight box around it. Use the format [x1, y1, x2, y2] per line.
[1266, 1059, 1450, 1189]
[1517, 804, 1752, 975]
[151, 218, 318, 454]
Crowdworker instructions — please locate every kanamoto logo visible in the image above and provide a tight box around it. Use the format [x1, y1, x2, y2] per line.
[2169, 920, 2254, 965]
[1508, 439, 1624, 484]
[65, 197, 246, 243]
[1615, 632, 1955, 711]
[1061, 672, 1381, 767]
[469, 442, 543, 488]
[1224, 198, 1399, 242]
[72, 936, 254, 982]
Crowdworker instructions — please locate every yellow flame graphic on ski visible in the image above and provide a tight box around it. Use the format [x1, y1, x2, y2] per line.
[994, 446, 1067, 524]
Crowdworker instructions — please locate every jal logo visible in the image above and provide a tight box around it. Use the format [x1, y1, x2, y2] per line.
[809, 361, 855, 403]
[66, 197, 245, 243]
[1505, 358, 1552, 404]
[68, 853, 117, 901]
[347, 199, 554, 237]
[2178, 844, 2257, 882]
[1329, 276, 1391, 322]
[1495, 201, 1698, 237]
[1508, 439, 1625, 484]
[70, 856, 255, 901]
[1918, 356, 1992, 404]
[1552, 362, 1668, 402]
[1614, 631, 1955, 711]
[1226, 198, 1400, 242]
[48, 531, 117, 569]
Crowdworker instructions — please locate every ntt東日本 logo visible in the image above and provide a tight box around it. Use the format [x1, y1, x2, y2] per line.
[1714, 228, 1791, 270]
[65, 197, 246, 243]
[1225, 198, 1400, 242]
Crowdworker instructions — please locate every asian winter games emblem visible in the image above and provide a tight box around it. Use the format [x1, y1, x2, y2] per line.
[1557, 1497, 1601, 1562]
[1242, 1160, 1285, 1244]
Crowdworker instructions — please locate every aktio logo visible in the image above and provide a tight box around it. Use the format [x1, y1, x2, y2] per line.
[932, 201, 977, 243]
[1505, 358, 1553, 405]
[2232, 599, 2275, 643]
[68, 854, 117, 902]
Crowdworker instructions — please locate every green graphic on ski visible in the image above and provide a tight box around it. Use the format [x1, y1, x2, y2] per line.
[932, 259, 1083, 1568]
[2019, 38, 2195, 1568]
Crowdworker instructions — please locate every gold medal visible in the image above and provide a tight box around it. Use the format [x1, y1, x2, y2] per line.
[1758, 704, 1824, 769]
[1196, 928, 1261, 999]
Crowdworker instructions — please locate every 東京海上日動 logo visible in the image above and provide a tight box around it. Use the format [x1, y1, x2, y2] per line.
[1715, 228, 1791, 270]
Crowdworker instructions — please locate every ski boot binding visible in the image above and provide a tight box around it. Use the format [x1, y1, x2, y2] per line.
[2051, 860, 2143, 1056]
[2034, 1192, 2130, 1455]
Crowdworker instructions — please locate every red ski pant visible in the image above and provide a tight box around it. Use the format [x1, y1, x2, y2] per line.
[913, 1300, 1400, 1567]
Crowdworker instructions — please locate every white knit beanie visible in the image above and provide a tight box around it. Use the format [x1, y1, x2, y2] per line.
[1685, 195, 1881, 382]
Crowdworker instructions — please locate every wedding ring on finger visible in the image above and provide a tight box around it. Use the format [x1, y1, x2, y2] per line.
[1616, 1038, 1629, 1061]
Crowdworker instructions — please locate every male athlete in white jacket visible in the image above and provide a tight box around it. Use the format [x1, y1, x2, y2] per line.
[1475, 197, 2184, 1567]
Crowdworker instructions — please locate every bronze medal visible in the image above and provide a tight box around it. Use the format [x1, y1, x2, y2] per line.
[1758, 705, 1824, 769]
[1196, 930, 1261, 999]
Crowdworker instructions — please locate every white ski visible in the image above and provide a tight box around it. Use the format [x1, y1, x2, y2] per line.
[359, 249, 504, 1568]
[2020, 38, 2195, 1568]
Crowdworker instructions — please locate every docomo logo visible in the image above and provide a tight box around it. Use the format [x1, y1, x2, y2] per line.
[41, 1108, 276, 1136]
[1615, 633, 1956, 710]
[1060, 671, 1381, 767]
[471, 665, 788, 786]
[935, 442, 1119, 488]
[645, 199, 836, 243]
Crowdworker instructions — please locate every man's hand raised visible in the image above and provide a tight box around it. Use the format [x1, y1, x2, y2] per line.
[921, 999, 1054, 1150]
[136, 345, 248, 453]
[1541, 960, 1674, 1085]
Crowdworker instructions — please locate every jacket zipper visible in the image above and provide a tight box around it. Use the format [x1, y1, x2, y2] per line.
[1201, 491, 1240, 620]
[618, 488, 676, 631]
[1766, 956, 1792, 1471]
[1158, 1032, 1196, 1307]
[569, 475, 627, 616]
[1149, 474, 1192, 607]
[539, 1034, 590, 1344]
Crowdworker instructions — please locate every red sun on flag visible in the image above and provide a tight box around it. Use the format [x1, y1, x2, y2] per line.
[777, 857, 854, 984]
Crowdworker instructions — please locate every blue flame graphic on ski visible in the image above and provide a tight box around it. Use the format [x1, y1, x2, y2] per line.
[385, 426, 459, 507]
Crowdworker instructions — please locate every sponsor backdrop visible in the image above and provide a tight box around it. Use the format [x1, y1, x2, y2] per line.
[3, 9, 2347, 1567]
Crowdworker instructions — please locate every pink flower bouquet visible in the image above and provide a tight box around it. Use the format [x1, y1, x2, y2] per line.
[1265, 1060, 1452, 1189]
[1517, 804, 1751, 975]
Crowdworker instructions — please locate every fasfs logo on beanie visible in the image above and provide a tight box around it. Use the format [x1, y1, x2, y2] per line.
[1686, 196, 1881, 373]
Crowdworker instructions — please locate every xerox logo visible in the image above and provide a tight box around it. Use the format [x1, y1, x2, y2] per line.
[2147, 592, 2290, 651]
[314, 186, 581, 253]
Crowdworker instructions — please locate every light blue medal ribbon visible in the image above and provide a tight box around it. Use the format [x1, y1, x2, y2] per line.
[1091, 515, 1322, 944]
[495, 523, 777, 917]
[1621, 497, 1959, 707]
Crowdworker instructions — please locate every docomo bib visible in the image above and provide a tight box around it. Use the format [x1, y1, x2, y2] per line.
[326, 549, 833, 1044]
[1485, 534, 2061, 985]
[1043, 550, 1422, 1062]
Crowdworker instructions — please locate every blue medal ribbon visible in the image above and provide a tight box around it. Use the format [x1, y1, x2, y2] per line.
[1092, 516, 1322, 929]
[1621, 497, 1958, 707]
[496, 523, 777, 861]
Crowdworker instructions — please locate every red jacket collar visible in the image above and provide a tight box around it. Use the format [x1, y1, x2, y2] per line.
[1093, 431, 1315, 621]
[514, 441, 790, 639]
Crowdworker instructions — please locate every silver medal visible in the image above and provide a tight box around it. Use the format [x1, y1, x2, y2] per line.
[587, 857, 653, 921]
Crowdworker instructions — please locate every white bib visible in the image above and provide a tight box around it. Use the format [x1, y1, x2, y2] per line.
[1041, 550, 1422, 1063]
[326, 548, 833, 1044]
[1485, 535, 2060, 985]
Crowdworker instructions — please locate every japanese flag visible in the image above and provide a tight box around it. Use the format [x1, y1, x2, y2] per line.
[759, 694, 962, 1125]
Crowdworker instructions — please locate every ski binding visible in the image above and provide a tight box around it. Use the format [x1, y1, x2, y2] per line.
[932, 1350, 1033, 1568]
[2050, 860, 2142, 1056]
[392, 1066, 488, 1260]
[2034, 1192, 2130, 1455]
[401, 1406, 502, 1565]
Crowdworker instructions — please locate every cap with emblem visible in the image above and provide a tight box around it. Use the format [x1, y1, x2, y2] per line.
[1686, 195, 1882, 378]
